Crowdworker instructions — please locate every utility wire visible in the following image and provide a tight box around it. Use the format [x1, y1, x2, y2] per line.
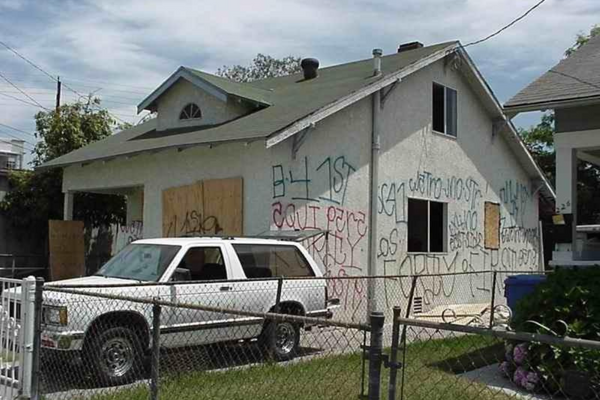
[0, 122, 37, 138]
[1, 40, 130, 124]
[462, 0, 548, 48]
[0, 129, 37, 149]
[0, 71, 48, 110]
[0, 92, 45, 108]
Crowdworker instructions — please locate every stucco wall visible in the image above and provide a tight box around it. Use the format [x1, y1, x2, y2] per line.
[64, 56, 541, 319]
[555, 104, 600, 133]
[156, 79, 251, 131]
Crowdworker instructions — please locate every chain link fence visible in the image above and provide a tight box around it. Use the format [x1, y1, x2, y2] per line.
[25, 269, 596, 400]
[395, 317, 600, 400]
[38, 282, 370, 400]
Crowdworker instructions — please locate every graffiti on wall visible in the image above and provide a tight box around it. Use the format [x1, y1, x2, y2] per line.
[270, 155, 540, 316]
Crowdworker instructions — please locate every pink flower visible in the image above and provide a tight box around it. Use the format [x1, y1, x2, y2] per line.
[513, 343, 528, 365]
[513, 367, 528, 387]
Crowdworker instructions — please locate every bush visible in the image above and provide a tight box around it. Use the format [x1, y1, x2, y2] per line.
[506, 268, 600, 396]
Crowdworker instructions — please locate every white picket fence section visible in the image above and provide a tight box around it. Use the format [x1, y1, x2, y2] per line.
[0, 277, 36, 399]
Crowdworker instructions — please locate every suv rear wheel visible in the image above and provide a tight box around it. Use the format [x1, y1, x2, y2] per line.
[87, 326, 144, 386]
[262, 320, 300, 361]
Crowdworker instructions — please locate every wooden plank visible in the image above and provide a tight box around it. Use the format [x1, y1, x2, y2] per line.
[203, 177, 243, 236]
[484, 202, 500, 249]
[162, 182, 204, 237]
[48, 220, 85, 281]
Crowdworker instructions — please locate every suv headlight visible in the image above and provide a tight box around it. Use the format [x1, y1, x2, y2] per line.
[44, 306, 68, 326]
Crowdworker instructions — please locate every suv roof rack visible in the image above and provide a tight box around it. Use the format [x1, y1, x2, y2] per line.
[178, 229, 329, 242]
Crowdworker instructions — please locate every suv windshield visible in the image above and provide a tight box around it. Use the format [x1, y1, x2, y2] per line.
[95, 244, 181, 282]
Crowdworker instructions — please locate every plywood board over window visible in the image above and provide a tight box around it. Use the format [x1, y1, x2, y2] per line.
[484, 202, 500, 249]
[48, 220, 85, 281]
[162, 177, 243, 237]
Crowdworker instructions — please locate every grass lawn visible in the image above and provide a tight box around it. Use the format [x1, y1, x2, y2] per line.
[86, 334, 514, 400]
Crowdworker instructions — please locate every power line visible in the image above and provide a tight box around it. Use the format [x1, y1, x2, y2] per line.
[0, 122, 37, 138]
[0, 92, 45, 108]
[0, 71, 48, 110]
[1, 40, 130, 124]
[463, 0, 548, 48]
[0, 129, 37, 149]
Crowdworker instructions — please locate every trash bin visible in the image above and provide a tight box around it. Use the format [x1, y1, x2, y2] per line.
[504, 274, 547, 312]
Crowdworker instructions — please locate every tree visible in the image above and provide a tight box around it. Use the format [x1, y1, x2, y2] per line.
[0, 98, 126, 243]
[519, 25, 600, 223]
[216, 54, 302, 82]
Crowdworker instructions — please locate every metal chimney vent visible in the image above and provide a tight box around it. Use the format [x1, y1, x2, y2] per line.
[300, 58, 319, 80]
[398, 41, 424, 53]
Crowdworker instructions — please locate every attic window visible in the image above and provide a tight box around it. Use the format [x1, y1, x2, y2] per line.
[179, 103, 202, 120]
[432, 83, 457, 137]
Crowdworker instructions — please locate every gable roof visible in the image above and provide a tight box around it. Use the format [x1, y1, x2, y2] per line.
[38, 41, 555, 200]
[505, 35, 600, 113]
[39, 41, 457, 169]
[137, 66, 273, 112]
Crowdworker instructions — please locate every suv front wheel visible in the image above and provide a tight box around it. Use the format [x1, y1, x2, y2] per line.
[87, 326, 144, 386]
[262, 320, 300, 361]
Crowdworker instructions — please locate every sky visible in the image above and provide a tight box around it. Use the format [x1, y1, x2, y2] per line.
[0, 0, 598, 167]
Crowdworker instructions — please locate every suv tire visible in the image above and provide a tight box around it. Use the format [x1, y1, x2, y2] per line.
[87, 326, 144, 386]
[262, 320, 300, 361]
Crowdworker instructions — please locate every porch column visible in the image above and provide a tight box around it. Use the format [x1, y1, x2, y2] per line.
[63, 191, 74, 220]
[555, 145, 577, 254]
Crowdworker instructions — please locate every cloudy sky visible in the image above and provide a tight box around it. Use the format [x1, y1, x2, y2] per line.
[0, 0, 598, 166]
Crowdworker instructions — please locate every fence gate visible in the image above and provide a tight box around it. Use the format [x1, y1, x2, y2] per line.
[0, 277, 36, 399]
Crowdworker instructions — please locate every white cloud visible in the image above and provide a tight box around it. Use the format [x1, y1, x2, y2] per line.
[0, 0, 598, 167]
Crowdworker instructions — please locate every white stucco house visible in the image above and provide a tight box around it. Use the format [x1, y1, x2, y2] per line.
[505, 34, 600, 267]
[41, 41, 554, 313]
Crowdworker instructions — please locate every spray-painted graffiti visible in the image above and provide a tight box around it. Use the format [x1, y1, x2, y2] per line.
[164, 212, 221, 237]
[111, 221, 143, 254]
[272, 155, 356, 205]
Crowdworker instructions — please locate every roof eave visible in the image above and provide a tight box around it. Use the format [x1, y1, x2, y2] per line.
[504, 95, 600, 116]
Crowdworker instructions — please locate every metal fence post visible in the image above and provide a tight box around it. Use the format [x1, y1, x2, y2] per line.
[388, 307, 402, 400]
[489, 271, 498, 329]
[368, 311, 384, 400]
[30, 277, 44, 400]
[19, 277, 35, 399]
[150, 300, 161, 400]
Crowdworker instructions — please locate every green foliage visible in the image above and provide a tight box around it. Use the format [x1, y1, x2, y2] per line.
[564, 25, 600, 57]
[0, 99, 126, 241]
[512, 269, 600, 387]
[216, 54, 302, 83]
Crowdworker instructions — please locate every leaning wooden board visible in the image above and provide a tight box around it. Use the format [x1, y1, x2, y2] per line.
[48, 220, 85, 281]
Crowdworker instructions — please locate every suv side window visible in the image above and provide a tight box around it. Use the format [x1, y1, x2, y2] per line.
[176, 247, 227, 281]
[233, 244, 315, 278]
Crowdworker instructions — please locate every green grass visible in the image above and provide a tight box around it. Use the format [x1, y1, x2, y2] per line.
[86, 335, 514, 400]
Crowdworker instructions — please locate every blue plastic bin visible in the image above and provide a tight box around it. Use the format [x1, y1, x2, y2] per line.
[504, 274, 547, 312]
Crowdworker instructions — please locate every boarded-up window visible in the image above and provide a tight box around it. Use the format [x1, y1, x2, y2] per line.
[484, 202, 500, 249]
[162, 177, 243, 237]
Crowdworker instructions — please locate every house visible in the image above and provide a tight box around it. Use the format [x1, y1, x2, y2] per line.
[0, 138, 25, 254]
[504, 35, 600, 267]
[40, 41, 553, 312]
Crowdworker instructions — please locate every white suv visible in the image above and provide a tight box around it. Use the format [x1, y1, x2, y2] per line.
[41, 237, 337, 384]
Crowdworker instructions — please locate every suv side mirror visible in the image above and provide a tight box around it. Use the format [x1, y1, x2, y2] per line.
[172, 268, 191, 281]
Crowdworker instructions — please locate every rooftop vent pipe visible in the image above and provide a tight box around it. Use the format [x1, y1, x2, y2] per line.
[372, 48, 382, 76]
[300, 58, 319, 80]
[398, 41, 424, 53]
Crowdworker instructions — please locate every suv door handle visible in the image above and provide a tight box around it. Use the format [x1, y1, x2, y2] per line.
[220, 286, 232, 292]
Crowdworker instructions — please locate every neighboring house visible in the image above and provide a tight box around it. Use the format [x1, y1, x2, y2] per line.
[40, 41, 553, 312]
[504, 35, 600, 267]
[0, 138, 25, 254]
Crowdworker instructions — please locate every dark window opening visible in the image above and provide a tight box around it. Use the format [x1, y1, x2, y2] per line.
[179, 103, 202, 120]
[432, 83, 457, 137]
[408, 198, 447, 253]
[176, 247, 226, 281]
[233, 244, 315, 278]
